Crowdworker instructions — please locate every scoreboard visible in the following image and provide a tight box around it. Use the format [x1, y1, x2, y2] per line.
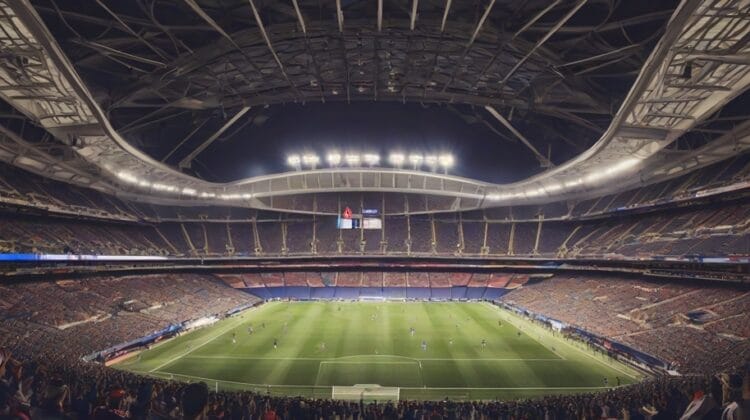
[337, 206, 382, 229]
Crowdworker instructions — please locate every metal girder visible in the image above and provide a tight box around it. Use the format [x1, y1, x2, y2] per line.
[247, 0, 300, 100]
[410, 0, 418, 31]
[70, 39, 167, 68]
[336, 0, 344, 33]
[440, 0, 451, 33]
[93, 0, 170, 61]
[500, 0, 588, 86]
[485, 105, 553, 167]
[440, 0, 496, 94]
[178, 106, 251, 169]
[377, 0, 382, 31]
[470, 0, 562, 95]
[0, 0, 747, 212]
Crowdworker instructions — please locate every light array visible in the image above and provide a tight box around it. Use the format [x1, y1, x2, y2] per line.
[286, 151, 456, 171]
[116, 171, 254, 200]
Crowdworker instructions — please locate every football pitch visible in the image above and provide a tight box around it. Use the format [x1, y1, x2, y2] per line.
[116, 301, 644, 401]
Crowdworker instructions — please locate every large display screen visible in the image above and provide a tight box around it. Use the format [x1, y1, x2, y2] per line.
[337, 207, 382, 229]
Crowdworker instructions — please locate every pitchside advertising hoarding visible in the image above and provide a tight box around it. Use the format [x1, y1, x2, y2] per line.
[337, 206, 382, 229]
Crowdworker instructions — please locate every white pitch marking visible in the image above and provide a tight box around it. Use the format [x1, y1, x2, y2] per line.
[149, 314, 249, 372]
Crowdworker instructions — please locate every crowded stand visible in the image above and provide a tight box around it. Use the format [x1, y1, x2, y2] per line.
[500, 275, 750, 374]
[1, 197, 748, 260]
[1, 272, 750, 419]
[0, 274, 252, 359]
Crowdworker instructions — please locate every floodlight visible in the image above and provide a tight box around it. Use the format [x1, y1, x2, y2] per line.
[425, 155, 439, 171]
[287, 154, 301, 168]
[327, 152, 342, 166]
[345, 154, 361, 166]
[302, 153, 320, 168]
[182, 188, 197, 196]
[389, 152, 405, 167]
[408, 153, 423, 168]
[438, 154, 454, 168]
[363, 153, 380, 166]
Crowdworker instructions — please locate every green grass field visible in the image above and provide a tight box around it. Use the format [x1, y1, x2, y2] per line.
[116, 301, 644, 401]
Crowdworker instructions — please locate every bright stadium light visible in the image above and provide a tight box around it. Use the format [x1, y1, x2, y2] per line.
[389, 152, 405, 168]
[287, 154, 301, 170]
[438, 153, 454, 169]
[425, 155, 439, 171]
[408, 153, 423, 169]
[302, 153, 320, 169]
[182, 187, 197, 196]
[327, 152, 342, 166]
[345, 154, 361, 167]
[363, 153, 380, 166]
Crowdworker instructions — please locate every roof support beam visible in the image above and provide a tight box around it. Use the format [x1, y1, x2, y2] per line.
[247, 0, 300, 99]
[440, 0, 496, 93]
[485, 105, 553, 167]
[161, 117, 211, 163]
[182, 0, 258, 74]
[410, 0, 418, 31]
[179, 106, 251, 169]
[471, 0, 561, 91]
[291, 0, 306, 34]
[336, 0, 344, 33]
[291, 0, 324, 101]
[70, 39, 167, 68]
[556, 43, 642, 69]
[93, 0, 170, 61]
[440, 0, 451, 33]
[377, 0, 383, 31]
[501, 0, 588, 85]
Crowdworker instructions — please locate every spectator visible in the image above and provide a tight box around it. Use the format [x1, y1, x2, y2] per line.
[181, 382, 208, 420]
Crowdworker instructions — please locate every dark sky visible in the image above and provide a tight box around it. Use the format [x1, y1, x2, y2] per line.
[198, 102, 542, 184]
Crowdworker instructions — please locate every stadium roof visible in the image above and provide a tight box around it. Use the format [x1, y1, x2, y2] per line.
[0, 0, 748, 212]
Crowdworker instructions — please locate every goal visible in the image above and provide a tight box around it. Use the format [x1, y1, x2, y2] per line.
[331, 384, 400, 401]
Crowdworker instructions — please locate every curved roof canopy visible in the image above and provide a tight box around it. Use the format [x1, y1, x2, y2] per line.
[0, 0, 747, 213]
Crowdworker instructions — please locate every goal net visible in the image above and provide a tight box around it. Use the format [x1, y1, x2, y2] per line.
[331, 384, 400, 401]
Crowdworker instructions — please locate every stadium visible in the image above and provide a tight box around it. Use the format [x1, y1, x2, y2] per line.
[0, 0, 749, 418]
